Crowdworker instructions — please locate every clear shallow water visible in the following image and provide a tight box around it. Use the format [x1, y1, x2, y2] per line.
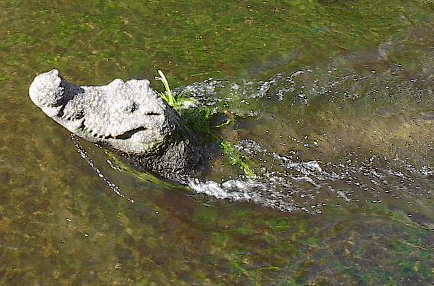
[184, 43, 434, 214]
[1, 1, 433, 285]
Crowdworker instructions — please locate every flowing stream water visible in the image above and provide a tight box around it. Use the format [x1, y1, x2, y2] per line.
[0, 1, 433, 285]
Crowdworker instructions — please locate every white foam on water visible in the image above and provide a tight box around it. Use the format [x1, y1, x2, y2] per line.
[188, 178, 256, 201]
[188, 177, 300, 212]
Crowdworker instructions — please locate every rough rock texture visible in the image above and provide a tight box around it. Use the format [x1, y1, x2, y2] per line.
[29, 69, 204, 183]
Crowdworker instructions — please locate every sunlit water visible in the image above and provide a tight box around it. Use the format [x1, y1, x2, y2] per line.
[1, 0, 433, 285]
[182, 48, 434, 214]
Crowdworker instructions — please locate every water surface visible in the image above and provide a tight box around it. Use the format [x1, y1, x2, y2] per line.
[0, 0, 433, 285]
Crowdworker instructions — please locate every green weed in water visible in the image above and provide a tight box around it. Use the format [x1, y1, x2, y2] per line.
[155, 71, 256, 177]
[181, 107, 217, 137]
[220, 141, 256, 178]
[156, 70, 197, 111]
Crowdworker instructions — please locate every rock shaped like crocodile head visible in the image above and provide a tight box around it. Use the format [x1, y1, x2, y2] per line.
[29, 69, 180, 154]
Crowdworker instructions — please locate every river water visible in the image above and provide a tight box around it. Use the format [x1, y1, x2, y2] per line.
[0, 1, 433, 285]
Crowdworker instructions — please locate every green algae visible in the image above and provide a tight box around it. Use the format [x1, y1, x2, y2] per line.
[0, 0, 433, 285]
[156, 73, 258, 177]
[220, 140, 256, 178]
[1, 0, 433, 85]
[153, 68, 257, 176]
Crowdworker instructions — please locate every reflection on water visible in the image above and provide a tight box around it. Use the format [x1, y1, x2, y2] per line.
[0, 0, 433, 285]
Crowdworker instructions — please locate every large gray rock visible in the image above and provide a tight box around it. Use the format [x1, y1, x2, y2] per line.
[29, 69, 204, 183]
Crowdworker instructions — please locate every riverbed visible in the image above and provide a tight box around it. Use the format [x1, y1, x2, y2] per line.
[0, 1, 433, 285]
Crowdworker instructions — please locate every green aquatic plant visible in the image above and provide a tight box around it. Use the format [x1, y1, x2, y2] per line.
[156, 70, 256, 177]
[181, 107, 217, 137]
[220, 140, 256, 178]
[155, 70, 256, 177]
[182, 107, 256, 177]
[183, 108, 256, 178]
[156, 70, 196, 110]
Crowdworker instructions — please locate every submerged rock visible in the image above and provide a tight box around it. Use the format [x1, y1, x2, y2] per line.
[29, 69, 205, 183]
